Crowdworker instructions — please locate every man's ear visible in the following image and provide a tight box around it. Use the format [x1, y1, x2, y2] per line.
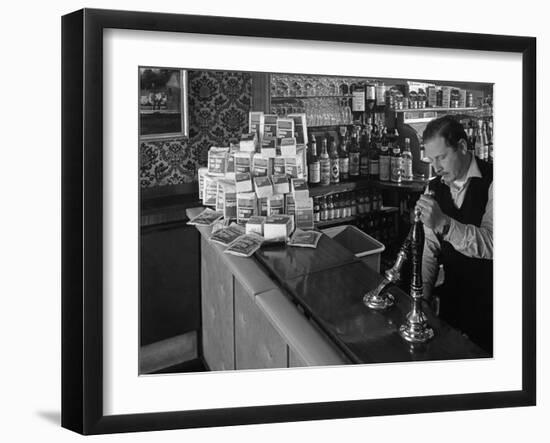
[457, 138, 468, 154]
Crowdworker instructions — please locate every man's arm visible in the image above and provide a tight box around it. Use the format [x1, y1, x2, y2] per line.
[443, 183, 493, 259]
[422, 225, 441, 300]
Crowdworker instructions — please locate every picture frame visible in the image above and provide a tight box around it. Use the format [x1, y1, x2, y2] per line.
[61, 8, 536, 435]
[139, 67, 188, 139]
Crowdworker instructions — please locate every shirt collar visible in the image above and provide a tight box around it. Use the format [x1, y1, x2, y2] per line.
[447, 154, 482, 192]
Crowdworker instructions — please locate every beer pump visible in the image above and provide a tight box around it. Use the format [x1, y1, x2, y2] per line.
[363, 194, 434, 343]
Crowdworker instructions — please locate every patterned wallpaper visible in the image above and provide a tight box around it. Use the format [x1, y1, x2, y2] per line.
[140, 70, 252, 188]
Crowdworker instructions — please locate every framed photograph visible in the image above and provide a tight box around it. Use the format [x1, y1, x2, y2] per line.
[62, 8, 536, 435]
[139, 67, 188, 139]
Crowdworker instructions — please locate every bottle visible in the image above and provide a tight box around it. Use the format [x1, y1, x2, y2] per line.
[329, 139, 340, 184]
[350, 191, 357, 217]
[333, 193, 341, 219]
[359, 125, 370, 177]
[343, 192, 351, 217]
[379, 127, 390, 181]
[368, 125, 380, 180]
[390, 130, 403, 183]
[487, 119, 494, 163]
[474, 122, 483, 160]
[366, 83, 376, 111]
[401, 137, 413, 181]
[320, 196, 328, 221]
[319, 138, 331, 186]
[351, 83, 366, 123]
[308, 138, 321, 186]
[339, 137, 350, 181]
[313, 197, 320, 223]
[365, 192, 371, 213]
[482, 121, 490, 162]
[349, 127, 361, 178]
[327, 195, 334, 220]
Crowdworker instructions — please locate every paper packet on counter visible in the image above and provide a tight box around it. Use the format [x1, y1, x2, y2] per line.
[287, 229, 323, 249]
[224, 233, 264, 257]
[187, 208, 224, 226]
[209, 223, 246, 246]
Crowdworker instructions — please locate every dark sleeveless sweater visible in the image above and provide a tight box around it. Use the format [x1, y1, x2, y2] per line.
[427, 157, 493, 354]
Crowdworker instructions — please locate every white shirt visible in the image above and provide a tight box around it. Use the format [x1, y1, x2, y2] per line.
[422, 155, 494, 294]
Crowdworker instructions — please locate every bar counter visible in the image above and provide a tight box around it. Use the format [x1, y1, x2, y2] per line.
[187, 207, 488, 371]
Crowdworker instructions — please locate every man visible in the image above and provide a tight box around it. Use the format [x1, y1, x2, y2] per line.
[416, 116, 493, 354]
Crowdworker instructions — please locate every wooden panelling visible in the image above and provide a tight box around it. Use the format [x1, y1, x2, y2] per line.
[201, 237, 235, 371]
[234, 280, 288, 370]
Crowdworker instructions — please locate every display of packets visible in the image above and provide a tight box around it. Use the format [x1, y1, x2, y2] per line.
[261, 137, 277, 158]
[207, 147, 229, 176]
[252, 153, 270, 177]
[235, 172, 253, 193]
[263, 114, 278, 139]
[296, 144, 307, 181]
[203, 175, 219, 207]
[287, 229, 322, 249]
[271, 174, 289, 194]
[234, 152, 253, 174]
[245, 215, 266, 236]
[209, 223, 246, 246]
[276, 118, 294, 140]
[264, 214, 294, 242]
[253, 175, 273, 199]
[267, 194, 285, 216]
[239, 132, 257, 153]
[291, 178, 309, 201]
[249, 112, 264, 147]
[295, 197, 314, 230]
[224, 233, 264, 258]
[280, 137, 297, 157]
[187, 207, 224, 226]
[272, 157, 286, 175]
[236, 192, 257, 224]
[287, 113, 308, 145]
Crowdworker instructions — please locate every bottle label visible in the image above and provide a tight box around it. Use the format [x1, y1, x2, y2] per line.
[309, 162, 320, 184]
[391, 157, 403, 182]
[330, 158, 340, 182]
[339, 158, 349, 175]
[379, 156, 390, 181]
[402, 158, 413, 181]
[369, 159, 379, 176]
[349, 153, 360, 175]
[320, 159, 331, 185]
[352, 90, 366, 112]
[359, 155, 369, 176]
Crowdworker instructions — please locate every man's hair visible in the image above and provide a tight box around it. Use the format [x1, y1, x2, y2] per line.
[422, 115, 467, 150]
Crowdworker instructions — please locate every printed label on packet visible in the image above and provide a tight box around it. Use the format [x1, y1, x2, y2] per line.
[224, 234, 264, 257]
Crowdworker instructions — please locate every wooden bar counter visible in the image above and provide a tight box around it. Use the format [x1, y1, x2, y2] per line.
[187, 207, 488, 371]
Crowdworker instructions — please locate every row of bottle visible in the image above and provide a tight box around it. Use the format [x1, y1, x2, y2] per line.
[464, 118, 494, 163]
[307, 124, 414, 186]
[356, 213, 399, 246]
[313, 190, 384, 223]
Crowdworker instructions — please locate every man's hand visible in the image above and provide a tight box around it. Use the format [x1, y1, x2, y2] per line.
[416, 195, 449, 232]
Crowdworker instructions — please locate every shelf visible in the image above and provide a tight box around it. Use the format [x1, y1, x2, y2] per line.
[393, 107, 478, 113]
[308, 178, 427, 197]
[315, 216, 356, 228]
[272, 95, 349, 100]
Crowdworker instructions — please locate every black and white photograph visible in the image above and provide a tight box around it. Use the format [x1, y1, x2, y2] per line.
[139, 69, 495, 375]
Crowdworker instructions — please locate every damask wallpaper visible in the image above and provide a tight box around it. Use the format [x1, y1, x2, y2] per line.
[140, 70, 252, 188]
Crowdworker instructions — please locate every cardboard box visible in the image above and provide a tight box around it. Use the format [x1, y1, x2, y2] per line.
[273, 157, 286, 175]
[207, 147, 230, 176]
[248, 111, 265, 146]
[264, 214, 294, 242]
[295, 198, 314, 230]
[280, 137, 297, 157]
[216, 180, 237, 219]
[246, 215, 266, 236]
[261, 137, 277, 158]
[271, 174, 289, 194]
[253, 175, 273, 199]
[198, 167, 208, 203]
[287, 113, 308, 145]
[235, 172, 253, 193]
[234, 151, 253, 174]
[236, 192, 257, 224]
[257, 197, 268, 216]
[267, 194, 285, 216]
[291, 178, 309, 201]
[276, 118, 295, 140]
[252, 153, 270, 177]
[239, 132, 257, 153]
[263, 114, 278, 139]
[203, 175, 219, 207]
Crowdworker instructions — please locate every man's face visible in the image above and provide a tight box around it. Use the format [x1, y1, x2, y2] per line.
[424, 135, 469, 184]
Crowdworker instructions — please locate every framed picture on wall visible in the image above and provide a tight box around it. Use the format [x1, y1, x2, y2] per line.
[139, 67, 188, 139]
[61, 8, 536, 435]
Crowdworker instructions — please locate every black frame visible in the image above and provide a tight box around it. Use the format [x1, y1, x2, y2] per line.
[61, 8, 536, 435]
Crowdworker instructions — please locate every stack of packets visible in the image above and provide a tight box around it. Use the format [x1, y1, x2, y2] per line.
[198, 111, 313, 233]
[287, 229, 323, 249]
